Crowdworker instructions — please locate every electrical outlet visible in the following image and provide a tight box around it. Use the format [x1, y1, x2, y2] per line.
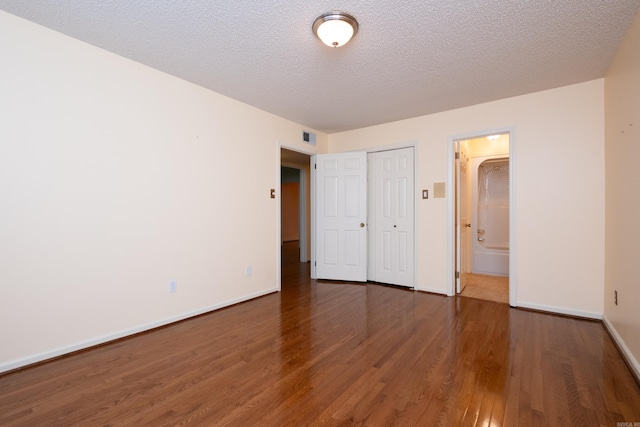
[169, 280, 177, 293]
[246, 266, 252, 277]
[614, 290, 618, 305]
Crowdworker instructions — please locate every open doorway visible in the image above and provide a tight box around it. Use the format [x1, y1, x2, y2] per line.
[454, 132, 512, 305]
[280, 148, 311, 267]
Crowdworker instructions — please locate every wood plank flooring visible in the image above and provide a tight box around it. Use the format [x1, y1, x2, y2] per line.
[1, 242, 639, 426]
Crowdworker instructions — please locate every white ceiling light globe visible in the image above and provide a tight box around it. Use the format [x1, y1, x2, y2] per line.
[313, 12, 359, 48]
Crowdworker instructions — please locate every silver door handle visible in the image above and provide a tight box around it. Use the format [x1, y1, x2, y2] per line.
[477, 237, 485, 241]
[360, 223, 365, 228]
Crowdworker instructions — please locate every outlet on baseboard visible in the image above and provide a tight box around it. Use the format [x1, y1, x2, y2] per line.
[169, 280, 177, 293]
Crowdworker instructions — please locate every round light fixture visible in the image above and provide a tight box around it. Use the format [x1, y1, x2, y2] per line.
[313, 11, 359, 48]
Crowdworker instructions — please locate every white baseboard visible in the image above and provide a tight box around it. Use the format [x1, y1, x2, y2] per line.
[415, 286, 448, 296]
[516, 301, 602, 320]
[0, 288, 278, 374]
[603, 315, 640, 383]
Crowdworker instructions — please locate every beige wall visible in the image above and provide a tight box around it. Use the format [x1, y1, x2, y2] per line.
[329, 80, 605, 317]
[0, 11, 327, 371]
[604, 10, 640, 376]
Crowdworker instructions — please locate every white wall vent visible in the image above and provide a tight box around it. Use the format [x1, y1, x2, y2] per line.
[302, 130, 316, 146]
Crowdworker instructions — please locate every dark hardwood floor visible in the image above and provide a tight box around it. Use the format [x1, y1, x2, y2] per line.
[1, 241, 639, 426]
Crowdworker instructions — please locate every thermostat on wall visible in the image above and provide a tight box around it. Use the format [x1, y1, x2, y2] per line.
[302, 130, 316, 146]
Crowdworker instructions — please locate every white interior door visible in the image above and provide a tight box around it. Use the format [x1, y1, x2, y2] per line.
[456, 144, 471, 293]
[314, 152, 367, 282]
[368, 148, 415, 287]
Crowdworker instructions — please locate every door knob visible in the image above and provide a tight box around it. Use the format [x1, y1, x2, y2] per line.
[360, 223, 365, 228]
[465, 223, 471, 228]
[394, 225, 397, 228]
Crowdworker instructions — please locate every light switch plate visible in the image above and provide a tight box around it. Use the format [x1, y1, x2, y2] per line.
[422, 189, 428, 199]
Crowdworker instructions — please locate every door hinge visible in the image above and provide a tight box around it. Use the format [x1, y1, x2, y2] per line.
[315, 261, 317, 266]
[314, 164, 317, 169]
[455, 152, 460, 160]
[455, 271, 460, 279]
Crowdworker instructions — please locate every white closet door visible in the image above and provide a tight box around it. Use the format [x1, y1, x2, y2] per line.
[369, 148, 415, 287]
[314, 152, 367, 282]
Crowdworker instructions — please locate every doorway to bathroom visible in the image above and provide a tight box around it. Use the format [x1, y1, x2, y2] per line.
[454, 133, 511, 304]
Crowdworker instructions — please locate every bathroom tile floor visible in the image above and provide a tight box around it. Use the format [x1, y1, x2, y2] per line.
[459, 273, 509, 304]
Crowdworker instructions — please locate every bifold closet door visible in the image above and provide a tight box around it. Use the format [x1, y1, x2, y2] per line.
[368, 148, 415, 287]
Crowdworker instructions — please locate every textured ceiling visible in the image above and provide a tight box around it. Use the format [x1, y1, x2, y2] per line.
[1, 1, 639, 133]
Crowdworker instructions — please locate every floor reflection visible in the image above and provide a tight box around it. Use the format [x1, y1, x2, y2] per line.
[279, 241, 513, 422]
[272, 241, 639, 425]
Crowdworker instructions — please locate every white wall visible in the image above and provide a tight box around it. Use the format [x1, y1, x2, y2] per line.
[604, 10, 640, 378]
[0, 11, 327, 371]
[329, 80, 605, 317]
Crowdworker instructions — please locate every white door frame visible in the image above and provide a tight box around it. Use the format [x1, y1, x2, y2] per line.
[447, 128, 517, 307]
[310, 142, 419, 286]
[277, 142, 315, 291]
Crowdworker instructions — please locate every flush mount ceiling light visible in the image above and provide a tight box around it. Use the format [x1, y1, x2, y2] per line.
[313, 11, 359, 48]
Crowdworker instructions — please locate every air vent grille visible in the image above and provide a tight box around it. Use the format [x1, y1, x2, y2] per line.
[302, 131, 316, 146]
